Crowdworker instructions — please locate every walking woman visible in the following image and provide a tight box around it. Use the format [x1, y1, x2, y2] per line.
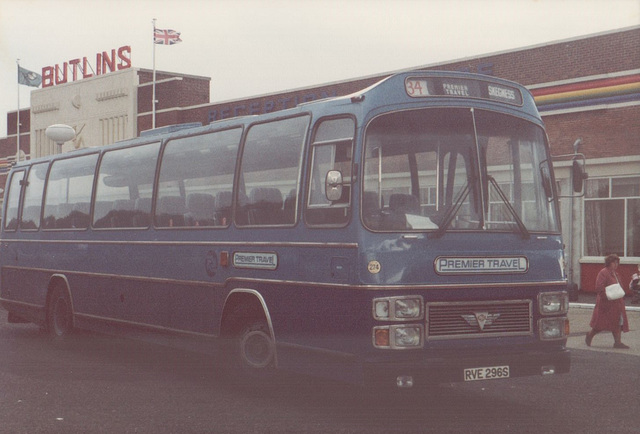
[586, 254, 632, 349]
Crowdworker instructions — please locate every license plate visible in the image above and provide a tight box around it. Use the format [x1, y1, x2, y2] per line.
[464, 365, 510, 381]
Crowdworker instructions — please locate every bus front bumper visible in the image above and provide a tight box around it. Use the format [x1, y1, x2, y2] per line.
[363, 348, 570, 388]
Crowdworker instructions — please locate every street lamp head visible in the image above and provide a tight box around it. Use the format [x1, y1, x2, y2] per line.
[45, 124, 76, 146]
[572, 138, 582, 153]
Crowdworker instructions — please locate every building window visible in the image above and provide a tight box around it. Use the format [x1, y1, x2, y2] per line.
[584, 176, 640, 258]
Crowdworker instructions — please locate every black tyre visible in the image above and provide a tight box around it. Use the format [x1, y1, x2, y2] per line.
[47, 285, 73, 339]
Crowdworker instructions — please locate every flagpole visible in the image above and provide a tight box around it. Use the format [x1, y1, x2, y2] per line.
[16, 59, 20, 162]
[152, 18, 157, 130]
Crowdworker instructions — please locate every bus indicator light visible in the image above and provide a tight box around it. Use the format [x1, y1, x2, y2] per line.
[374, 328, 390, 347]
[220, 251, 229, 267]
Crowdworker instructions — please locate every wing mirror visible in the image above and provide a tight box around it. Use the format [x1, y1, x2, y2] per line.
[325, 170, 343, 202]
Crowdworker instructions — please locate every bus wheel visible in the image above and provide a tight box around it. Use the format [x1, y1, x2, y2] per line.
[238, 321, 275, 371]
[47, 285, 73, 339]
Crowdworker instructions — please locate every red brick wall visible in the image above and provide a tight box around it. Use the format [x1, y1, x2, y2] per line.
[137, 70, 210, 114]
[435, 27, 640, 85]
[543, 106, 640, 158]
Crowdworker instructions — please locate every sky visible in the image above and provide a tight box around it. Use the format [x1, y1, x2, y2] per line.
[1, 0, 639, 135]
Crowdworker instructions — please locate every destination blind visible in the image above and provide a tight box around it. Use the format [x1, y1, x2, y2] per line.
[405, 76, 523, 106]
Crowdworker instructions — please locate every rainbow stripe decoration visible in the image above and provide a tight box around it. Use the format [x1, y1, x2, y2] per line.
[0, 158, 15, 175]
[531, 72, 640, 113]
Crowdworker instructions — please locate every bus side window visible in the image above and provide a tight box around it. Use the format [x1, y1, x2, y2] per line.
[94, 142, 160, 229]
[236, 117, 308, 227]
[3, 170, 25, 231]
[157, 129, 240, 228]
[43, 154, 98, 230]
[305, 117, 355, 227]
[20, 163, 48, 231]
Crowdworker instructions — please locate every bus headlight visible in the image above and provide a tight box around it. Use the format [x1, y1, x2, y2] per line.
[538, 317, 568, 340]
[539, 292, 568, 315]
[395, 298, 422, 319]
[394, 325, 422, 347]
[373, 296, 423, 321]
[373, 325, 424, 349]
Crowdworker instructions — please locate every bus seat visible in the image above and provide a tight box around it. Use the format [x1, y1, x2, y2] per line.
[248, 187, 283, 225]
[156, 196, 188, 227]
[55, 203, 75, 229]
[20, 206, 41, 229]
[72, 202, 91, 228]
[186, 193, 215, 226]
[133, 197, 152, 227]
[93, 201, 115, 228]
[283, 189, 297, 224]
[389, 194, 420, 215]
[214, 191, 233, 225]
[111, 200, 136, 228]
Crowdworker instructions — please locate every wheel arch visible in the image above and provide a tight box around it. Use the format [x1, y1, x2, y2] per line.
[46, 274, 75, 327]
[220, 288, 275, 341]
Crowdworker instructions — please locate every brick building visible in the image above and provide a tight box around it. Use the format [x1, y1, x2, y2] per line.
[1, 26, 639, 291]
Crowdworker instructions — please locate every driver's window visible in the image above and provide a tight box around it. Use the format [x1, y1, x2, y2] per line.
[305, 117, 354, 226]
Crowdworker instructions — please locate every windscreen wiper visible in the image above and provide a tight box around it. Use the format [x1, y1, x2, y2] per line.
[429, 183, 469, 239]
[487, 175, 530, 239]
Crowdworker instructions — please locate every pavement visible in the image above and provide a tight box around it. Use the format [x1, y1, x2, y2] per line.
[568, 291, 640, 356]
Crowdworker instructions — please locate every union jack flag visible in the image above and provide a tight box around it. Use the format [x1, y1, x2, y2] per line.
[154, 28, 182, 45]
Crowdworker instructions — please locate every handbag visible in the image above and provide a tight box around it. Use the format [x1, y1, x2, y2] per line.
[605, 281, 625, 301]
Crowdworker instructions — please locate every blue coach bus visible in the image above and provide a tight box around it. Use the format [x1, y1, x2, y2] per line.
[0, 71, 571, 388]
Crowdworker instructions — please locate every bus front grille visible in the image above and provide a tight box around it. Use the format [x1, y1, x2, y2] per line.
[426, 300, 533, 340]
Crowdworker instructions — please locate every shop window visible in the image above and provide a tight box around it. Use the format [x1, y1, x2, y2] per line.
[584, 176, 640, 258]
